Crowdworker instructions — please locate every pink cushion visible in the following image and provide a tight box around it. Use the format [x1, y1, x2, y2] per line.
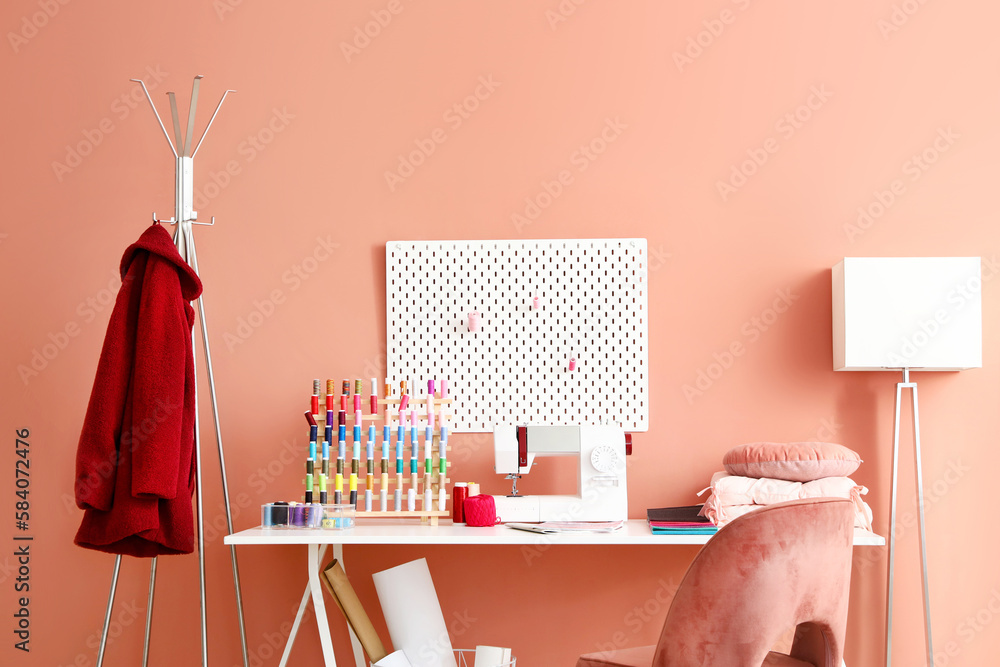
[723, 442, 861, 482]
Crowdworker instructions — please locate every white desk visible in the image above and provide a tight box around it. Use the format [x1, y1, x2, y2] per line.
[225, 520, 884, 666]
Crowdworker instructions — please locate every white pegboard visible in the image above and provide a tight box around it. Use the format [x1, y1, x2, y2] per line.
[385, 239, 649, 432]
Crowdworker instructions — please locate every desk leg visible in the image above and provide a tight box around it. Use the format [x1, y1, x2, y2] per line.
[278, 582, 312, 667]
[334, 543, 367, 667]
[281, 544, 330, 667]
[308, 543, 338, 666]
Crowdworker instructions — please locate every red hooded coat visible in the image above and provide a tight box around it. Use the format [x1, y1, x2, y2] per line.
[75, 223, 203, 557]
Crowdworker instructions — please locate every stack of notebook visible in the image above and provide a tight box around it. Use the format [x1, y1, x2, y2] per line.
[646, 505, 718, 535]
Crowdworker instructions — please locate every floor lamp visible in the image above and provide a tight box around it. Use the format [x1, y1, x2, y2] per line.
[832, 257, 982, 667]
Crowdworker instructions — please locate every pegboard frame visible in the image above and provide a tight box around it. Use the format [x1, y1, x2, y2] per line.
[385, 239, 649, 432]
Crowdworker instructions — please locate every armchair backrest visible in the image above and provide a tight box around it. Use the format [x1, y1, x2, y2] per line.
[653, 498, 855, 667]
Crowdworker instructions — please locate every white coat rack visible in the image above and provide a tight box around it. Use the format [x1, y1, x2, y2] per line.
[94, 75, 248, 667]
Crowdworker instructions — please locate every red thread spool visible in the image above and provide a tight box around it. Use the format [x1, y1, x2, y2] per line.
[464, 494, 500, 527]
[452, 483, 468, 523]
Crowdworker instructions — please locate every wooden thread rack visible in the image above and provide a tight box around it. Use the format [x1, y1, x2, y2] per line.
[306, 379, 453, 526]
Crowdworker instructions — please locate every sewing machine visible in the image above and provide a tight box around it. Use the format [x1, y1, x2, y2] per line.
[491, 425, 629, 523]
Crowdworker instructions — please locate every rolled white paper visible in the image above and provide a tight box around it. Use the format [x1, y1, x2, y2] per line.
[373, 558, 458, 667]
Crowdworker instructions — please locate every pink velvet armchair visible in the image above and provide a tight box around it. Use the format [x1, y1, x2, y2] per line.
[577, 498, 856, 667]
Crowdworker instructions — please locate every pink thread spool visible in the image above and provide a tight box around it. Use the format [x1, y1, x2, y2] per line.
[532, 295, 542, 310]
[468, 311, 481, 332]
[568, 356, 577, 371]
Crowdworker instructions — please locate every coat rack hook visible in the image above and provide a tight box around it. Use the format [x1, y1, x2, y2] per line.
[192, 89, 236, 158]
[130, 79, 178, 158]
[151, 212, 176, 225]
[182, 75, 204, 157]
[167, 92, 183, 152]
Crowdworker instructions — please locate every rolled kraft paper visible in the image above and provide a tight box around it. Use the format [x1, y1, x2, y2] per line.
[372, 558, 458, 667]
[321, 559, 388, 663]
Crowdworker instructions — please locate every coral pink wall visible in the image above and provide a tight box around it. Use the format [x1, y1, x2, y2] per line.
[3, 1, 998, 665]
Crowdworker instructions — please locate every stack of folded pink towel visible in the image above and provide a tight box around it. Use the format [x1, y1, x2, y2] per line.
[698, 442, 874, 531]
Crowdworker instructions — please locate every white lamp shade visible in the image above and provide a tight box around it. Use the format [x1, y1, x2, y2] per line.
[833, 257, 982, 371]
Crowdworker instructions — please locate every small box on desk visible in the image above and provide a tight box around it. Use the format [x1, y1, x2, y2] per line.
[261, 503, 356, 529]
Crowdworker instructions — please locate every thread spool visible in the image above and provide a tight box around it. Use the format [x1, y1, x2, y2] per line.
[306, 503, 322, 528]
[271, 502, 289, 526]
[468, 311, 481, 332]
[452, 483, 468, 523]
[464, 495, 499, 527]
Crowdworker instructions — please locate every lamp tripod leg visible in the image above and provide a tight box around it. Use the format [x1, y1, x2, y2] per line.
[910, 385, 935, 665]
[886, 381, 904, 667]
[96, 555, 122, 667]
[886, 370, 935, 667]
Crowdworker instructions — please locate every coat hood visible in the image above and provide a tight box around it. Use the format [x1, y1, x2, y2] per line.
[120, 224, 202, 301]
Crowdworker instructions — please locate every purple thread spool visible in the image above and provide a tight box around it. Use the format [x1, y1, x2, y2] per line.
[306, 503, 323, 527]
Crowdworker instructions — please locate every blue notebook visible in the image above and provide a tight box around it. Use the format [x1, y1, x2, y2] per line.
[650, 525, 718, 535]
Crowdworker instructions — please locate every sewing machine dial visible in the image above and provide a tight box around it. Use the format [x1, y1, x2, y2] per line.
[590, 445, 621, 473]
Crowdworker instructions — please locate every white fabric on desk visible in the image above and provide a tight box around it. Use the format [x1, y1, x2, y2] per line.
[699, 471, 874, 530]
